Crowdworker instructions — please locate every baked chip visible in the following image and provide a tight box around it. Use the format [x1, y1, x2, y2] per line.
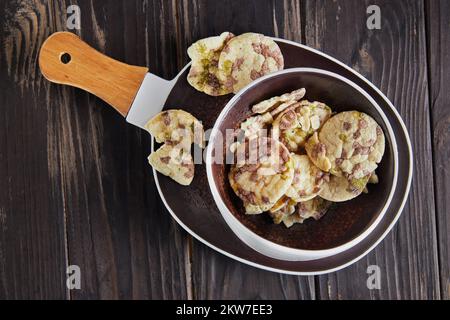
[282, 198, 331, 228]
[148, 143, 195, 186]
[252, 88, 306, 114]
[187, 32, 235, 96]
[268, 197, 297, 224]
[145, 109, 204, 186]
[319, 174, 370, 202]
[228, 137, 295, 214]
[218, 33, 284, 93]
[144, 109, 204, 147]
[285, 154, 328, 202]
[272, 100, 332, 153]
[306, 111, 384, 179]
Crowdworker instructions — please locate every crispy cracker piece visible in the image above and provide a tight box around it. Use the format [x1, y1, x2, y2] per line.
[305, 132, 332, 172]
[368, 171, 379, 184]
[269, 195, 295, 213]
[369, 126, 385, 164]
[229, 112, 274, 154]
[363, 171, 379, 194]
[228, 137, 295, 214]
[252, 88, 306, 114]
[268, 197, 297, 224]
[240, 112, 273, 138]
[307, 111, 384, 179]
[218, 33, 284, 94]
[272, 100, 332, 153]
[285, 154, 328, 202]
[144, 109, 204, 147]
[319, 174, 370, 202]
[282, 198, 331, 228]
[148, 144, 195, 186]
[145, 109, 204, 185]
[187, 32, 235, 96]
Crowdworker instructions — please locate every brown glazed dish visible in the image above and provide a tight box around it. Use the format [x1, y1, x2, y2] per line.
[157, 39, 411, 274]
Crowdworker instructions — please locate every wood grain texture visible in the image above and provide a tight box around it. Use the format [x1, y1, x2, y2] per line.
[303, 0, 440, 299]
[0, 0, 69, 299]
[1, 0, 191, 299]
[426, 0, 450, 299]
[61, 0, 191, 299]
[0, 0, 445, 300]
[177, 0, 315, 300]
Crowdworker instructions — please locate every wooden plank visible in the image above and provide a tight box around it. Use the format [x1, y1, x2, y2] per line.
[426, 0, 450, 299]
[56, 0, 191, 299]
[0, 0, 192, 299]
[177, 0, 316, 300]
[303, 0, 440, 299]
[0, 0, 69, 299]
[192, 245, 316, 299]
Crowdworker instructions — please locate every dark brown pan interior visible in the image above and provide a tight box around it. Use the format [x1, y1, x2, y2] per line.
[210, 70, 394, 250]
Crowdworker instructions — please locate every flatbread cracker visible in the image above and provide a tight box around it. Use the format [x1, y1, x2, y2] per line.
[228, 112, 273, 154]
[272, 100, 332, 153]
[148, 143, 195, 186]
[306, 111, 384, 179]
[252, 88, 306, 114]
[187, 32, 235, 96]
[145, 109, 204, 185]
[144, 109, 204, 147]
[218, 33, 284, 93]
[319, 174, 370, 202]
[240, 112, 273, 139]
[282, 198, 331, 228]
[305, 132, 332, 172]
[285, 154, 328, 202]
[229, 137, 295, 214]
[269, 197, 297, 224]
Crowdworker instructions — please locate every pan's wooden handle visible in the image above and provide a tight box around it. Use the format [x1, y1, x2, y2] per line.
[39, 32, 148, 117]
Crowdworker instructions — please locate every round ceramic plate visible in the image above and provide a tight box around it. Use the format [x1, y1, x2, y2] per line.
[152, 38, 413, 275]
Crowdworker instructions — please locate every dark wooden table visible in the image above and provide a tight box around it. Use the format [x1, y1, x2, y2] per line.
[0, 0, 448, 300]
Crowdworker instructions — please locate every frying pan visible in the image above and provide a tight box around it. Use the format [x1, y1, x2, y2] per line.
[39, 32, 412, 274]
